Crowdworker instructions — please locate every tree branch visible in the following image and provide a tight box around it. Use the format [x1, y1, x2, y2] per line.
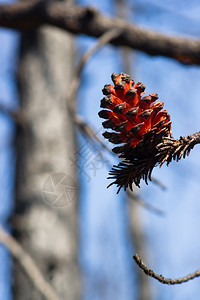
[157, 132, 200, 165]
[0, 226, 61, 300]
[127, 190, 165, 216]
[0, 0, 200, 64]
[67, 28, 121, 154]
[0, 103, 26, 127]
[108, 130, 200, 193]
[133, 254, 200, 285]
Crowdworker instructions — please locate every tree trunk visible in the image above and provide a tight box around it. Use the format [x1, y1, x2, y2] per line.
[13, 15, 80, 300]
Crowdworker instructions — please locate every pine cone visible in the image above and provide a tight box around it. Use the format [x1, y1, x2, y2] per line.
[99, 72, 172, 192]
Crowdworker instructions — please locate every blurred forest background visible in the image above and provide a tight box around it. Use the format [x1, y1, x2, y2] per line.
[1, 0, 200, 299]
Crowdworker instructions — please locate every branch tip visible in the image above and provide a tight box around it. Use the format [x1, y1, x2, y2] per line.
[133, 253, 200, 285]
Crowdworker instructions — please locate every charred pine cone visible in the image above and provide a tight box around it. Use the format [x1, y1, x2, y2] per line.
[99, 72, 200, 193]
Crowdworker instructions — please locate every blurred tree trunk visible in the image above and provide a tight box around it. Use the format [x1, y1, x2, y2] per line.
[13, 2, 80, 299]
[128, 197, 151, 300]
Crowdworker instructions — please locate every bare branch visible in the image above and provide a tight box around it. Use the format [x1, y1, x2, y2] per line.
[70, 27, 123, 103]
[151, 177, 166, 190]
[0, 0, 200, 64]
[73, 114, 113, 154]
[0, 103, 26, 127]
[67, 28, 122, 155]
[133, 254, 200, 285]
[0, 226, 61, 300]
[127, 190, 165, 216]
[75, 27, 124, 76]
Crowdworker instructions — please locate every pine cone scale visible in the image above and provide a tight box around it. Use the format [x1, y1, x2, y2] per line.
[99, 72, 172, 192]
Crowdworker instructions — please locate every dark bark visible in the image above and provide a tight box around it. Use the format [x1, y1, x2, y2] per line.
[0, 0, 199, 64]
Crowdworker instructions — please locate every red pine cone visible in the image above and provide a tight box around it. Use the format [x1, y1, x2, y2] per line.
[99, 73, 172, 193]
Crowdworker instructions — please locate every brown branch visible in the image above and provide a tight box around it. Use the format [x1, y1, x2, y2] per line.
[157, 132, 200, 165]
[0, 226, 61, 300]
[133, 253, 200, 285]
[108, 130, 200, 193]
[0, 0, 200, 64]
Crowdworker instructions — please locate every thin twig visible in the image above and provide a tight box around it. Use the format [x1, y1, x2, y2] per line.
[69, 27, 123, 110]
[0, 226, 61, 300]
[75, 27, 124, 77]
[151, 177, 166, 190]
[127, 190, 165, 216]
[133, 253, 200, 285]
[73, 114, 113, 154]
[0, 103, 26, 127]
[68, 28, 122, 154]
